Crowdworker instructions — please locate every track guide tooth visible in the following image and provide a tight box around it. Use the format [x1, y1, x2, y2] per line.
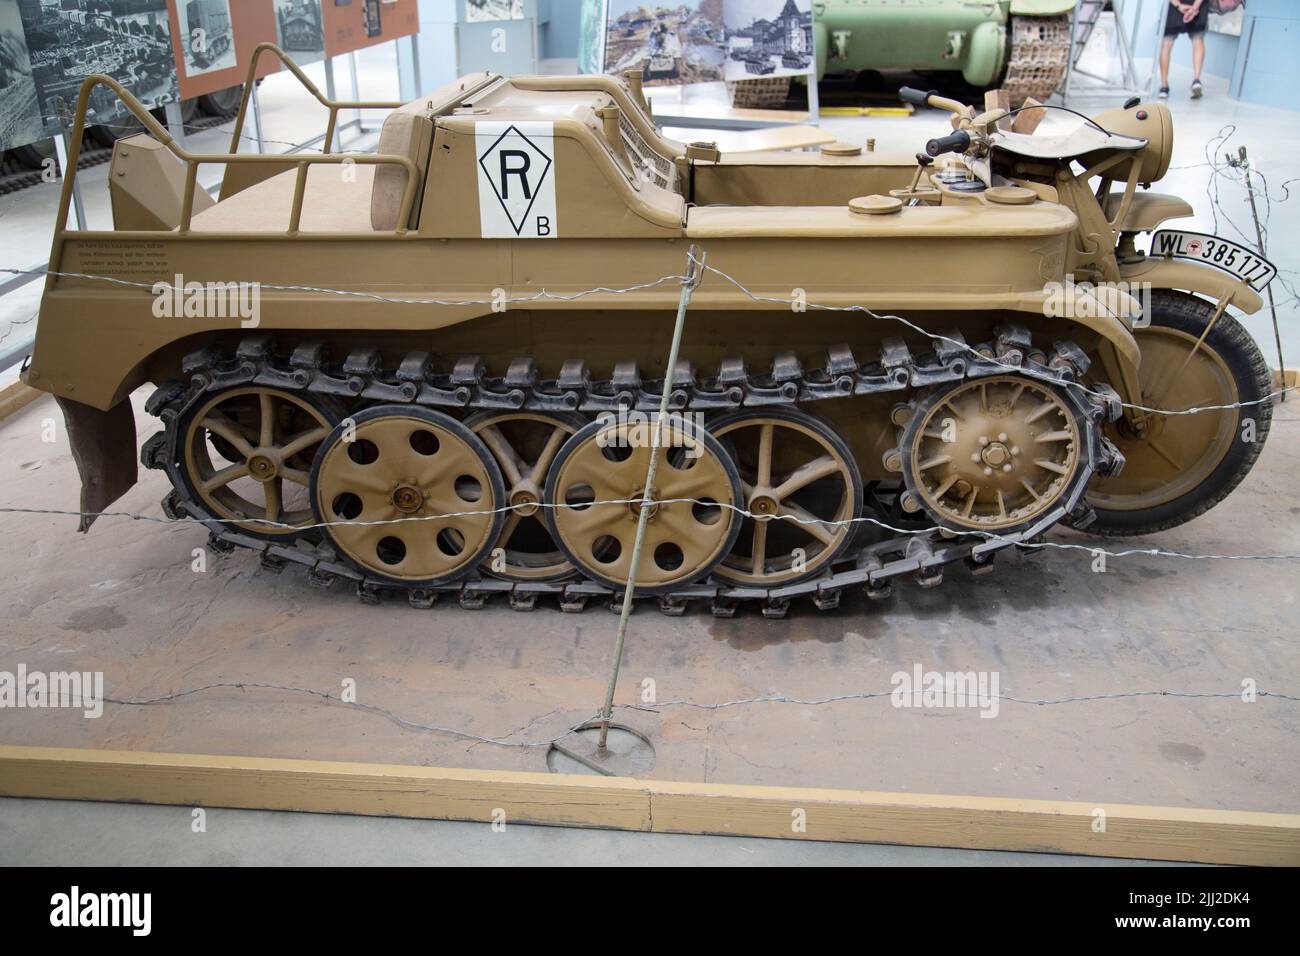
[181, 344, 228, 376]
[710, 597, 738, 618]
[509, 590, 539, 611]
[342, 347, 381, 376]
[504, 357, 538, 389]
[772, 351, 802, 383]
[558, 359, 589, 390]
[915, 567, 944, 588]
[206, 531, 236, 555]
[406, 588, 436, 609]
[658, 594, 688, 616]
[141, 431, 169, 470]
[396, 351, 432, 382]
[306, 567, 337, 590]
[812, 588, 841, 612]
[880, 337, 911, 370]
[718, 355, 747, 385]
[289, 342, 327, 370]
[612, 360, 641, 390]
[825, 343, 857, 377]
[144, 380, 189, 418]
[933, 330, 968, 365]
[994, 323, 1032, 365]
[1050, 339, 1090, 378]
[235, 334, 275, 362]
[451, 355, 486, 386]
[559, 589, 590, 613]
[671, 360, 695, 387]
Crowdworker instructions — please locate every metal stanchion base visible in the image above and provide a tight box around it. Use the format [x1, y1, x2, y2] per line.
[546, 722, 656, 777]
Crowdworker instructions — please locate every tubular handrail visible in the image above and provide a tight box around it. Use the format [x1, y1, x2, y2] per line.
[50, 70, 419, 249]
[229, 43, 405, 155]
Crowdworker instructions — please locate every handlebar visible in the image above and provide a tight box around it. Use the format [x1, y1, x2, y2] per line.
[925, 131, 972, 158]
[898, 87, 937, 108]
[898, 86, 969, 117]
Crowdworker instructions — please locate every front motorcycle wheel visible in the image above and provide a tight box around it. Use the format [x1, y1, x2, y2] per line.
[1086, 290, 1274, 535]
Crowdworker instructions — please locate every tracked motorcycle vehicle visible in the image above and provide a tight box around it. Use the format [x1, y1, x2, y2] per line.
[24, 46, 1276, 616]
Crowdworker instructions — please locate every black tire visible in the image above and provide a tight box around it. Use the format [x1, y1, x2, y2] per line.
[1086, 290, 1273, 536]
[198, 86, 244, 117]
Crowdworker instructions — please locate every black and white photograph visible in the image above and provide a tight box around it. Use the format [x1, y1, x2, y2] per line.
[17, 0, 178, 129]
[363, 0, 381, 37]
[604, 0, 724, 86]
[0, 0, 42, 151]
[722, 0, 813, 81]
[176, 0, 234, 77]
[274, 0, 325, 64]
[464, 0, 523, 23]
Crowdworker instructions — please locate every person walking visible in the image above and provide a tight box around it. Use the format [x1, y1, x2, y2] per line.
[1158, 1, 1210, 100]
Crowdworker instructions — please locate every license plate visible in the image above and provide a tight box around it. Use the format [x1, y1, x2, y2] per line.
[1150, 230, 1276, 290]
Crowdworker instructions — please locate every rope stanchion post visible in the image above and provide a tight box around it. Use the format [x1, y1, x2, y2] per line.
[596, 245, 705, 753]
[1236, 146, 1287, 400]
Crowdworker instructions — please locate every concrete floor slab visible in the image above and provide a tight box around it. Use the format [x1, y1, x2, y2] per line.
[0, 391, 1296, 821]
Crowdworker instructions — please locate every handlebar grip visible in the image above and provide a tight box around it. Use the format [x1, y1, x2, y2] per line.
[898, 87, 937, 108]
[925, 130, 972, 157]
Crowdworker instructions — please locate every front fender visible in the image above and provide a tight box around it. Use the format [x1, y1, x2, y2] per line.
[1120, 258, 1264, 315]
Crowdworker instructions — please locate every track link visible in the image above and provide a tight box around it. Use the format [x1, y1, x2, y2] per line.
[145, 327, 1124, 616]
[1002, 14, 1073, 107]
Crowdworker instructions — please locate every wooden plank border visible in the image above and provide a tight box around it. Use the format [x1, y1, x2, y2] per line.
[1, 745, 1297, 865]
[0, 382, 44, 423]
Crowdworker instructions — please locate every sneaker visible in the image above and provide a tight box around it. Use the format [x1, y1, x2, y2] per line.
[1191, 79, 1203, 99]
[1158, 86, 1170, 99]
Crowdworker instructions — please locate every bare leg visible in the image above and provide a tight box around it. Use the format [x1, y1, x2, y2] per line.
[1191, 34, 1205, 81]
[1159, 37, 1174, 87]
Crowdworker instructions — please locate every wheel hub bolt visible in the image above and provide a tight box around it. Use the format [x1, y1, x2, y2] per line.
[981, 441, 1011, 467]
[510, 491, 538, 517]
[247, 454, 276, 481]
[392, 485, 424, 513]
[630, 488, 660, 520]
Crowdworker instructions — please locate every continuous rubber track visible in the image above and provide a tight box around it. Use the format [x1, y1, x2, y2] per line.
[142, 326, 1120, 616]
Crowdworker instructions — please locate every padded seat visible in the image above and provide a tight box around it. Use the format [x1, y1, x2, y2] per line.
[190, 99, 435, 234]
[189, 164, 378, 233]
